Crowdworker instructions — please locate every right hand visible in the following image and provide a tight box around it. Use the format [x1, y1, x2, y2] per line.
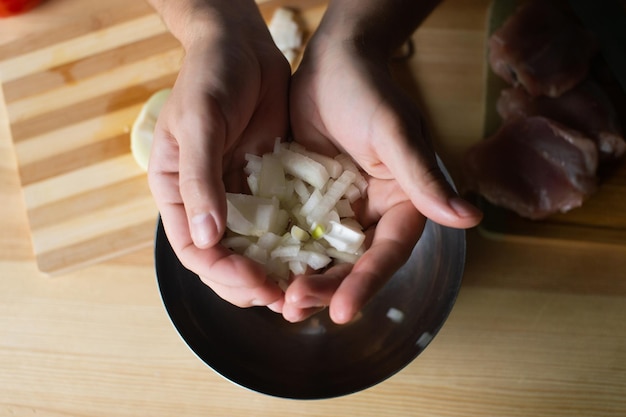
[147, 7, 291, 312]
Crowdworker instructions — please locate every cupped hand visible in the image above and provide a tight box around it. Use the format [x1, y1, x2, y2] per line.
[282, 174, 426, 324]
[147, 18, 292, 312]
[290, 34, 482, 227]
[283, 29, 481, 324]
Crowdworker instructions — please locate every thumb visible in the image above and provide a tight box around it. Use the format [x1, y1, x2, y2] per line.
[178, 97, 228, 249]
[378, 117, 482, 229]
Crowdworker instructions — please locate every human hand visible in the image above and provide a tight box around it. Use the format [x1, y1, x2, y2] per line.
[147, 3, 291, 312]
[281, 170, 427, 324]
[283, 20, 481, 324]
[290, 33, 482, 227]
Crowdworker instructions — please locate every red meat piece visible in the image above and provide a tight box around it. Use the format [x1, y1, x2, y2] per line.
[465, 116, 598, 219]
[497, 81, 626, 160]
[488, 1, 597, 97]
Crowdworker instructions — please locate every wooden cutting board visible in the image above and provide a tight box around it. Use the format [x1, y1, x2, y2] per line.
[0, 0, 326, 275]
[2, 0, 624, 276]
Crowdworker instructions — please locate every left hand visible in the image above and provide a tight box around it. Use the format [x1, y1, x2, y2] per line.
[282, 173, 426, 324]
[282, 26, 481, 324]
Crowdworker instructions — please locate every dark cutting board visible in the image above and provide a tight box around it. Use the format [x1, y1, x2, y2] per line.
[478, 0, 626, 247]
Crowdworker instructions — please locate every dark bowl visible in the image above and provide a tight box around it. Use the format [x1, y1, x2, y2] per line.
[155, 212, 466, 399]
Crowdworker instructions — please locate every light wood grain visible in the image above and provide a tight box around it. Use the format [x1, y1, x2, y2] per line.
[1, 1, 625, 416]
[0, 0, 331, 275]
[0, 0, 174, 274]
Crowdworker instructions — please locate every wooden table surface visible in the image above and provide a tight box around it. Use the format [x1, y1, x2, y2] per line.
[1, 0, 626, 416]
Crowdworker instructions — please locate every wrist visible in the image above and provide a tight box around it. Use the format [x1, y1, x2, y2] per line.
[149, 0, 268, 50]
[314, 1, 392, 59]
[313, 0, 441, 59]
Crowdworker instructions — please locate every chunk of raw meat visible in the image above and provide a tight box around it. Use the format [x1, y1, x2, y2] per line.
[465, 116, 598, 219]
[488, 1, 597, 97]
[497, 81, 626, 160]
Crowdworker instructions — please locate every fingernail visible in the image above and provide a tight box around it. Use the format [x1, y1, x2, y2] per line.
[267, 301, 283, 313]
[449, 197, 482, 219]
[190, 213, 217, 248]
[289, 296, 326, 309]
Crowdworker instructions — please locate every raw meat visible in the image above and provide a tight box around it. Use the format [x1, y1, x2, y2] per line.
[465, 116, 598, 219]
[497, 81, 626, 160]
[488, 1, 597, 97]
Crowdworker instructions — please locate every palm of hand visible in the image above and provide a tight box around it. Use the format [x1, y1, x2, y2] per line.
[282, 50, 427, 324]
[149, 38, 292, 311]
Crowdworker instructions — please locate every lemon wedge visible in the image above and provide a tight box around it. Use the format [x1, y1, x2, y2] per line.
[130, 88, 171, 171]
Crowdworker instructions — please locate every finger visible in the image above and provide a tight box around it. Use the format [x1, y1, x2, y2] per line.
[282, 263, 352, 322]
[200, 274, 284, 309]
[374, 101, 482, 229]
[329, 201, 425, 324]
[267, 299, 284, 313]
[173, 239, 275, 288]
[393, 147, 482, 228]
[176, 94, 228, 249]
[151, 168, 285, 304]
[282, 306, 327, 323]
[148, 126, 198, 259]
[151, 166, 281, 293]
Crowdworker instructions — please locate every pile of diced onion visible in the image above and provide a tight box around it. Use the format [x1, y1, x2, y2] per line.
[268, 7, 303, 67]
[129, 90, 367, 291]
[223, 140, 368, 290]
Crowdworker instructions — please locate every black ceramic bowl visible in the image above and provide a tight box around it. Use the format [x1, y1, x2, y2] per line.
[155, 213, 465, 399]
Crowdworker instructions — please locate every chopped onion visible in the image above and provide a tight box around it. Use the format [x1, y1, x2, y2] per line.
[387, 307, 405, 323]
[130, 91, 372, 289]
[335, 199, 355, 218]
[278, 148, 330, 190]
[256, 232, 282, 250]
[296, 250, 332, 270]
[258, 153, 287, 199]
[335, 153, 368, 195]
[289, 260, 307, 276]
[268, 8, 303, 66]
[344, 184, 361, 203]
[290, 225, 310, 242]
[325, 247, 360, 264]
[322, 220, 365, 254]
[244, 153, 262, 175]
[270, 244, 300, 259]
[289, 142, 343, 178]
[300, 189, 324, 217]
[225, 200, 257, 236]
[293, 178, 311, 203]
[226, 193, 280, 237]
[222, 140, 368, 289]
[244, 244, 268, 265]
[221, 236, 254, 251]
[306, 170, 356, 225]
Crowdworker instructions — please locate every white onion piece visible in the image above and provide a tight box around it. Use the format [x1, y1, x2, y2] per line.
[268, 8, 303, 66]
[387, 307, 405, 323]
[279, 148, 330, 190]
[335, 199, 355, 218]
[223, 141, 368, 289]
[306, 170, 356, 225]
[289, 142, 343, 179]
[258, 153, 287, 199]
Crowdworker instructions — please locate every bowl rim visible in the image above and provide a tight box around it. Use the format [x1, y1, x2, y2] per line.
[154, 216, 466, 400]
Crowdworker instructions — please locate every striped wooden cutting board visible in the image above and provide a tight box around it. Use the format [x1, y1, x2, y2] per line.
[0, 0, 326, 275]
